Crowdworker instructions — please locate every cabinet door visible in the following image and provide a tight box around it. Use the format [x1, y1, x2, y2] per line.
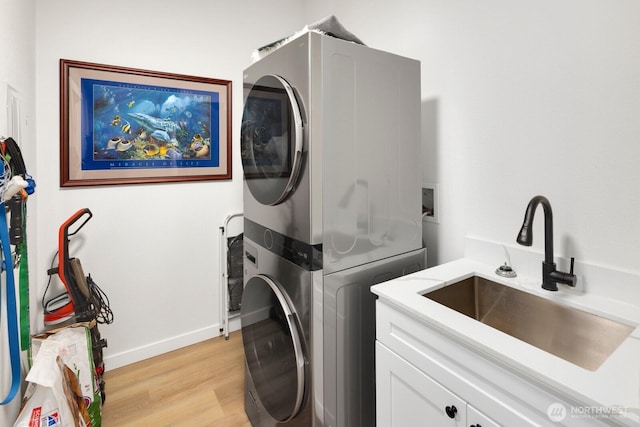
[377, 342, 466, 426]
[467, 405, 500, 427]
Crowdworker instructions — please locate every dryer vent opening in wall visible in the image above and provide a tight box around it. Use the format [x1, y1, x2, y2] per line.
[422, 183, 439, 223]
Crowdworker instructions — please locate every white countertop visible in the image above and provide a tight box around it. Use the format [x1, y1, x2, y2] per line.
[371, 257, 640, 425]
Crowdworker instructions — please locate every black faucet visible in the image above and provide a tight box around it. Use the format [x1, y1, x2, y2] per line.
[516, 195, 577, 291]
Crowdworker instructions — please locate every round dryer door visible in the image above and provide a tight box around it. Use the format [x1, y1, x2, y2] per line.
[241, 74, 304, 206]
[241, 275, 306, 422]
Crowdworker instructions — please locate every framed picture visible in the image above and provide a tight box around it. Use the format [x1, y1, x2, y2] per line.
[60, 59, 232, 187]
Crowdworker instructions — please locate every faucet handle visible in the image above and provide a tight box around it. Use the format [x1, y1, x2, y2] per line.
[566, 257, 577, 287]
[570, 257, 575, 275]
[548, 257, 578, 288]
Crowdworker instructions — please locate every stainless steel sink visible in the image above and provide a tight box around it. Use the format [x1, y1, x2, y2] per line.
[423, 276, 635, 371]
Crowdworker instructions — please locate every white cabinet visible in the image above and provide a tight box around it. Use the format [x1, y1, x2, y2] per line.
[468, 405, 500, 427]
[375, 301, 612, 427]
[377, 341, 497, 426]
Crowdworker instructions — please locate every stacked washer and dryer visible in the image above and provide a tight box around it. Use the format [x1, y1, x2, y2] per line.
[240, 31, 426, 427]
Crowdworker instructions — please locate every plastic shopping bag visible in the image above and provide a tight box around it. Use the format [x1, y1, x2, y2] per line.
[13, 349, 88, 427]
[14, 324, 101, 427]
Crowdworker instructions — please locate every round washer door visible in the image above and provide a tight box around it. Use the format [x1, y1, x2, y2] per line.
[241, 274, 306, 422]
[241, 74, 304, 206]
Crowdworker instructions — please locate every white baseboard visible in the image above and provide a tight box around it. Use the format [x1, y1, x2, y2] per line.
[103, 324, 223, 370]
[229, 316, 241, 333]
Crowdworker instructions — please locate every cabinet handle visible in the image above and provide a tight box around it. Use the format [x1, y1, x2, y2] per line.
[470, 425, 482, 427]
[445, 405, 457, 418]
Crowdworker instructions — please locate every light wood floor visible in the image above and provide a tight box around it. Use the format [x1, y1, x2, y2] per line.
[101, 331, 251, 426]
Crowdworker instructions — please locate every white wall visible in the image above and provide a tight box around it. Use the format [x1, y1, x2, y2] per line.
[34, 0, 304, 369]
[0, 0, 36, 423]
[306, 1, 640, 273]
[22, 0, 640, 383]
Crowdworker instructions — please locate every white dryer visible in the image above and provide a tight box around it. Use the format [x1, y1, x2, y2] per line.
[241, 31, 423, 274]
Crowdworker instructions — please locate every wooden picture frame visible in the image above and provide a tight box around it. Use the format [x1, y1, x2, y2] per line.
[60, 59, 231, 187]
